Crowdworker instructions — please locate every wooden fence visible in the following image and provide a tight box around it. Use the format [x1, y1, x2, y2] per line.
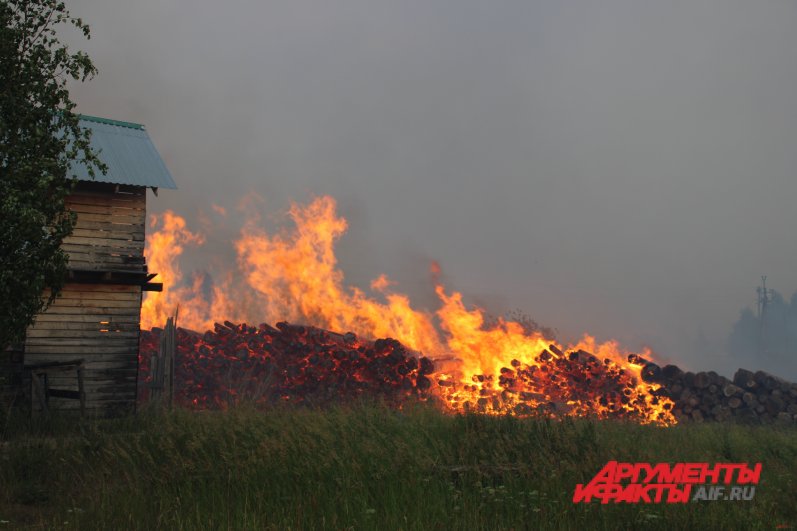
[148, 312, 177, 407]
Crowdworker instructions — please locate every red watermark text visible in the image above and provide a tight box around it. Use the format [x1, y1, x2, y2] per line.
[573, 461, 761, 504]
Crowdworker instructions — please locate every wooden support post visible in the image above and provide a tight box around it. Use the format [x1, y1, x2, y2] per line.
[30, 372, 48, 415]
[77, 365, 86, 416]
[149, 311, 177, 408]
[162, 314, 176, 408]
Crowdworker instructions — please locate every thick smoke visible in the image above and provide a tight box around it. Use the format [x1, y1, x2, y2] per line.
[64, 0, 797, 375]
[728, 290, 797, 380]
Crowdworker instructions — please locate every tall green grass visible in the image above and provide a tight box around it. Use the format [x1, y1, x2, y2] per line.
[0, 404, 795, 530]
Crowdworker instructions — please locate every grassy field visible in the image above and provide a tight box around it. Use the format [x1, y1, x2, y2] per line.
[0, 403, 795, 530]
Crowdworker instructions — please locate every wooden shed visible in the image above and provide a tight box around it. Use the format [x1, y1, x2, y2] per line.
[21, 115, 177, 416]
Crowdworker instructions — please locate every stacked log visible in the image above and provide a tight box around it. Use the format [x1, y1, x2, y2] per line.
[137, 322, 797, 424]
[634, 358, 797, 424]
[436, 345, 674, 425]
[139, 321, 435, 409]
[139, 326, 675, 424]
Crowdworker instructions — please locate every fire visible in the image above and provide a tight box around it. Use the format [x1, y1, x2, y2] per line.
[141, 196, 675, 424]
[140, 211, 205, 329]
[234, 197, 447, 357]
[139, 322, 434, 409]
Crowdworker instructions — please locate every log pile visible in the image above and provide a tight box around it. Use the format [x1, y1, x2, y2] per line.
[634, 357, 797, 424]
[139, 321, 435, 408]
[137, 321, 797, 424]
[435, 345, 674, 425]
[139, 326, 675, 424]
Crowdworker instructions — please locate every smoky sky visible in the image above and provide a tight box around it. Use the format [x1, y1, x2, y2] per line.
[65, 0, 797, 378]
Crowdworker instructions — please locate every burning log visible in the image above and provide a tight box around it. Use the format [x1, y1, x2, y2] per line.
[433, 346, 675, 424]
[139, 321, 435, 409]
[640, 363, 663, 383]
[137, 320, 796, 425]
[138, 324, 678, 423]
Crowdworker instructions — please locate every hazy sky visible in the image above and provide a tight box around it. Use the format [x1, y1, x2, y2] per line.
[65, 0, 797, 377]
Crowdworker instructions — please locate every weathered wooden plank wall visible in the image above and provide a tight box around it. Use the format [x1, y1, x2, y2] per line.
[24, 282, 142, 414]
[7, 183, 151, 415]
[61, 184, 146, 272]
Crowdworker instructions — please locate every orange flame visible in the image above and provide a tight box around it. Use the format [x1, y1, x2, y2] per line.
[141, 196, 675, 424]
[140, 211, 205, 329]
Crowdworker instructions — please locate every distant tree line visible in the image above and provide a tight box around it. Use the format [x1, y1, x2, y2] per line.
[728, 290, 797, 374]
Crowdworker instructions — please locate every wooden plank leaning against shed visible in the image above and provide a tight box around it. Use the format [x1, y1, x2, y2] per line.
[149, 314, 177, 408]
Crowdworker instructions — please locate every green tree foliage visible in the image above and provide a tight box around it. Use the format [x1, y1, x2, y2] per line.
[0, 0, 104, 349]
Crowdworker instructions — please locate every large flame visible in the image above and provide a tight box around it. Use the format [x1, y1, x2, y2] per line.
[141, 196, 675, 424]
[140, 211, 205, 328]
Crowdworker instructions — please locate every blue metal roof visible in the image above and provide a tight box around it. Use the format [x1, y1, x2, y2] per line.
[68, 115, 177, 189]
